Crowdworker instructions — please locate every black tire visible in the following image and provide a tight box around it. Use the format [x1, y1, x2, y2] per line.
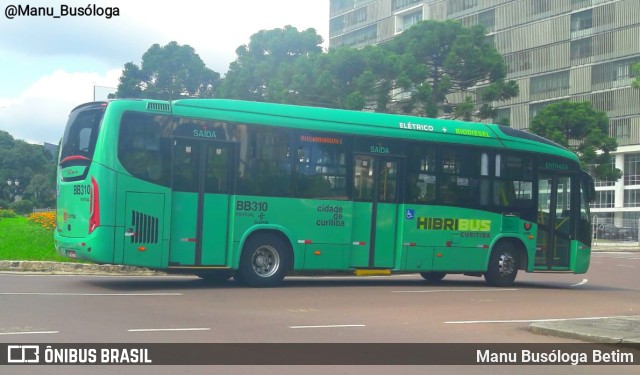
[237, 234, 290, 287]
[419, 272, 446, 282]
[233, 270, 247, 285]
[195, 270, 233, 283]
[484, 242, 519, 287]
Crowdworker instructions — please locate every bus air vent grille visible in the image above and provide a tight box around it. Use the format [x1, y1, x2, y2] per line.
[146, 102, 171, 113]
[131, 210, 159, 244]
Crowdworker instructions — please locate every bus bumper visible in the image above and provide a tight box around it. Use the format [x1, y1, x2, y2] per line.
[54, 227, 115, 264]
[571, 244, 591, 274]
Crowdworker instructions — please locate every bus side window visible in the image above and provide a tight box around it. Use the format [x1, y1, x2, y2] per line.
[237, 126, 292, 197]
[439, 147, 486, 208]
[118, 113, 171, 187]
[405, 144, 436, 204]
[494, 153, 534, 219]
[295, 133, 348, 200]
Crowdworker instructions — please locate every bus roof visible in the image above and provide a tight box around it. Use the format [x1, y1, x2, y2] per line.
[115, 98, 579, 163]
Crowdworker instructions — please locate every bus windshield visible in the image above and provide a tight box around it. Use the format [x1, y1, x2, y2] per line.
[59, 103, 105, 163]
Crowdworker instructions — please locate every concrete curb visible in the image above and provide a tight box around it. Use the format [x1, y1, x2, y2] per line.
[0, 261, 163, 275]
[529, 316, 640, 344]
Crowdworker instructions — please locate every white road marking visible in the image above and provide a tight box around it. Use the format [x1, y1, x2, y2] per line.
[445, 315, 635, 324]
[289, 324, 366, 329]
[128, 328, 211, 332]
[570, 279, 588, 287]
[0, 331, 59, 335]
[617, 264, 636, 268]
[392, 288, 518, 293]
[0, 292, 182, 296]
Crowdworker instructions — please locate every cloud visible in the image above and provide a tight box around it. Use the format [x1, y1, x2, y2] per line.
[0, 5, 156, 67]
[0, 0, 329, 144]
[0, 69, 120, 144]
[0, 1, 329, 74]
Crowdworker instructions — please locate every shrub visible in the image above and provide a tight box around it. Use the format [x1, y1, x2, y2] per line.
[9, 200, 34, 215]
[0, 208, 17, 218]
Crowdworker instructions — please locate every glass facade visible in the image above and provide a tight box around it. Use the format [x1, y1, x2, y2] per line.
[328, 0, 640, 220]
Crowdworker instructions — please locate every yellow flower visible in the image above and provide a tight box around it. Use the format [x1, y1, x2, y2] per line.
[28, 212, 56, 231]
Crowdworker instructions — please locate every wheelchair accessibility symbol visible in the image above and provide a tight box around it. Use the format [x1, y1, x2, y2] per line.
[405, 209, 415, 220]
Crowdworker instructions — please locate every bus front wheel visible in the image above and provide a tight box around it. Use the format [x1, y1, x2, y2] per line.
[484, 242, 519, 287]
[237, 234, 290, 287]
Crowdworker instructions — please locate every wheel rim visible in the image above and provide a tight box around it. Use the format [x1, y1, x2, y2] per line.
[497, 252, 516, 277]
[251, 245, 280, 278]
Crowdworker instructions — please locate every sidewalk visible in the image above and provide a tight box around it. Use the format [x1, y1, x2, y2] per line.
[529, 316, 640, 344]
[592, 242, 640, 252]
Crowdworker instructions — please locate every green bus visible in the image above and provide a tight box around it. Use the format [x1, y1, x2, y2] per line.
[55, 99, 594, 287]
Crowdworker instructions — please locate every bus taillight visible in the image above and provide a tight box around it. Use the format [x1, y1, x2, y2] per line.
[89, 176, 100, 233]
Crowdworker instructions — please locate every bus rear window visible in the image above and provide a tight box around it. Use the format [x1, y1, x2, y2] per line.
[60, 104, 105, 163]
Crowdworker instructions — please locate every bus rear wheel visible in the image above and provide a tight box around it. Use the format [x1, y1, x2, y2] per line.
[484, 242, 519, 287]
[237, 234, 290, 287]
[420, 272, 446, 282]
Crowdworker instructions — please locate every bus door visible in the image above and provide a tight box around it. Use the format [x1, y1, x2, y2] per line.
[170, 138, 232, 266]
[351, 154, 400, 269]
[535, 172, 574, 269]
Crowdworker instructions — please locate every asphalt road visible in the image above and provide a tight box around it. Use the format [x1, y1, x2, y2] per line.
[1, 250, 639, 374]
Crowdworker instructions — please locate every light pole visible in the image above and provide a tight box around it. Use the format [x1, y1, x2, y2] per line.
[6, 178, 19, 202]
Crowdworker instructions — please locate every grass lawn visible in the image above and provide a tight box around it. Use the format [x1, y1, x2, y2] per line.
[0, 216, 71, 262]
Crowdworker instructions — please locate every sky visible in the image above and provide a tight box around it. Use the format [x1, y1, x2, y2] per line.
[0, 0, 330, 144]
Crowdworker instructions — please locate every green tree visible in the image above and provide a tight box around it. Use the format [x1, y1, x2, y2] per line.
[0, 130, 55, 207]
[217, 21, 516, 117]
[529, 101, 621, 181]
[289, 45, 398, 110]
[218, 26, 324, 102]
[114, 41, 220, 100]
[25, 173, 55, 208]
[384, 20, 518, 119]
